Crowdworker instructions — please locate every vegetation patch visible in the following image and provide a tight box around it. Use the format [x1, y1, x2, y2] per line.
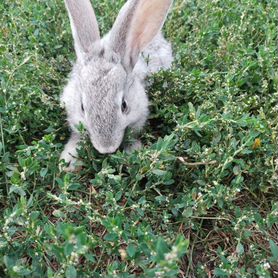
[0, 0, 277, 277]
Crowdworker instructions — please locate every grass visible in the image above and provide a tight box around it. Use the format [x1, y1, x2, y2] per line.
[0, 0, 277, 277]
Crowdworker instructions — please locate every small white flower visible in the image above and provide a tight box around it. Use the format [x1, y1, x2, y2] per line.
[165, 246, 178, 261]
[263, 262, 270, 270]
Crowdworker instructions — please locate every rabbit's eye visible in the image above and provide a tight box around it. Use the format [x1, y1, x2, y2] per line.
[81, 103, 84, 112]
[121, 100, 128, 114]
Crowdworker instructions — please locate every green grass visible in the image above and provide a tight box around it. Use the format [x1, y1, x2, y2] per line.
[0, 0, 277, 277]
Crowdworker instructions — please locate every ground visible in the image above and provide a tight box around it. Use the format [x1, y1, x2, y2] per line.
[0, 0, 277, 277]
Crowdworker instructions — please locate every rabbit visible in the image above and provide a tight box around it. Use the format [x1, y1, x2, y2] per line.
[60, 0, 174, 171]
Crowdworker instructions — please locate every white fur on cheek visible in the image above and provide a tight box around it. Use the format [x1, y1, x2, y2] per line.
[125, 78, 149, 131]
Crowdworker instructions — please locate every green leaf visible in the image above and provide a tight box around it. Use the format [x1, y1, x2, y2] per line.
[269, 239, 278, 261]
[13, 265, 31, 276]
[233, 165, 241, 175]
[155, 195, 167, 203]
[40, 167, 48, 177]
[30, 211, 40, 221]
[104, 233, 118, 242]
[214, 268, 229, 277]
[127, 244, 136, 258]
[84, 253, 96, 263]
[155, 237, 169, 261]
[182, 207, 193, 217]
[188, 102, 196, 115]
[64, 243, 74, 257]
[9, 185, 26, 196]
[175, 234, 189, 257]
[115, 191, 122, 201]
[66, 265, 77, 278]
[152, 169, 167, 176]
[52, 209, 66, 218]
[236, 242, 244, 255]
[3, 255, 16, 269]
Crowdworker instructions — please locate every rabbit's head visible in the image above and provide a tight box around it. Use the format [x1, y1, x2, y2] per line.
[63, 0, 172, 154]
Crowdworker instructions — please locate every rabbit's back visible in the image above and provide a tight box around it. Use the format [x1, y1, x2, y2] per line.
[141, 32, 173, 74]
[103, 31, 173, 80]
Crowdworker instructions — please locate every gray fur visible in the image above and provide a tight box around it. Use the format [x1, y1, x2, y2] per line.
[65, 0, 100, 59]
[109, 0, 140, 63]
[60, 0, 174, 171]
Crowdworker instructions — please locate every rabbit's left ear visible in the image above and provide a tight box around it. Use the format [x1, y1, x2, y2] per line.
[110, 0, 173, 71]
[65, 0, 100, 60]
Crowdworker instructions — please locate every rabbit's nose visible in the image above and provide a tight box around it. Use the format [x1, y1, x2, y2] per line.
[89, 133, 122, 154]
[97, 148, 117, 154]
[94, 144, 118, 154]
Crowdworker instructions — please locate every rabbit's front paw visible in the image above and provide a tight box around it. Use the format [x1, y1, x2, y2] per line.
[59, 149, 80, 172]
[59, 133, 81, 172]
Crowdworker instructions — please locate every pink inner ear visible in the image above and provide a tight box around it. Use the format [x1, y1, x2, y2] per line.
[128, 0, 172, 52]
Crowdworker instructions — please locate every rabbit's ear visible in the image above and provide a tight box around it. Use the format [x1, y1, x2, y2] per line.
[110, 0, 172, 71]
[65, 0, 100, 60]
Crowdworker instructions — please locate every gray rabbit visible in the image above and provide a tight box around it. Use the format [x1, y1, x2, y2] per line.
[60, 0, 173, 171]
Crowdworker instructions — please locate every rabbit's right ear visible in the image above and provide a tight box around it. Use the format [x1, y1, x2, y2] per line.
[65, 0, 100, 60]
[109, 0, 173, 71]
